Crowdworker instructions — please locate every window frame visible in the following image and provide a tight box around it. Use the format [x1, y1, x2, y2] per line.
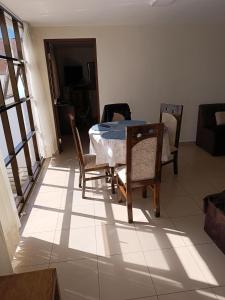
[0, 6, 42, 215]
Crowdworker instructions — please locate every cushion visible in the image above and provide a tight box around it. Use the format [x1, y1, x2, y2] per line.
[83, 154, 108, 170]
[112, 112, 125, 121]
[162, 112, 177, 147]
[83, 154, 97, 169]
[215, 111, 225, 126]
[117, 138, 157, 184]
[131, 137, 156, 181]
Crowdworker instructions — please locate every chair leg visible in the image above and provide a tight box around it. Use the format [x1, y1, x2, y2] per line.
[111, 167, 115, 194]
[116, 177, 123, 203]
[79, 173, 82, 188]
[153, 182, 160, 218]
[127, 193, 133, 223]
[82, 177, 86, 199]
[173, 152, 178, 175]
[117, 191, 123, 203]
[105, 170, 109, 183]
[142, 187, 147, 198]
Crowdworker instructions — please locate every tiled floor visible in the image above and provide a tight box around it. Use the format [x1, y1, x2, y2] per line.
[13, 141, 225, 300]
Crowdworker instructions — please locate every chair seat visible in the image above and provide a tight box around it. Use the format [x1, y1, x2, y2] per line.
[83, 154, 109, 170]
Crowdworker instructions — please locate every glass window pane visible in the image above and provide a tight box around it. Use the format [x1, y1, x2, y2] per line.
[0, 59, 15, 105]
[5, 13, 18, 58]
[18, 25, 26, 60]
[16, 149, 29, 188]
[18, 73, 26, 98]
[21, 102, 31, 134]
[0, 27, 5, 56]
[0, 116, 9, 160]
[14, 65, 26, 99]
[6, 163, 17, 197]
[28, 139, 36, 168]
[7, 107, 22, 148]
[18, 24, 23, 42]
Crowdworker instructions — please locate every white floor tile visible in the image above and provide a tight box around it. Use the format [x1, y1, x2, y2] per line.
[158, 288, 218, 299]
[94, 201, 129, 225]
[13, 231, 54, 267]
[133, 297, 157, 300]
[98, 252, 156, 300]
[21, 207, 59, 234]
[171, 215, 212, 246]
[50, 258, 99, 300]
[51, 227, 97, 263]
[17, 143, 225, 300]
[56, 206, 95, 230]
[144, 247, 210, 295]
[188, 244, 225, 287]
[135, 218, 185, 251]
[96, 223, 141, 256]
[213, 285, 225, 300]
[162, 195, 201, 218]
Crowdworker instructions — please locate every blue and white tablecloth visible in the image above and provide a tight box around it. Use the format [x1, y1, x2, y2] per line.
[89, 120, 171, 167]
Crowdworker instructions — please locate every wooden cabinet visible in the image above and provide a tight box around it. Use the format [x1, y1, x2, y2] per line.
[0, 268, 61, 300]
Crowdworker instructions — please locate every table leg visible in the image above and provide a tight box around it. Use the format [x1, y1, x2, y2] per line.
[111, 167, 115, 194]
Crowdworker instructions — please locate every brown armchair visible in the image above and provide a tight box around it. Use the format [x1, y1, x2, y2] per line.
[196, 103, 225, 156]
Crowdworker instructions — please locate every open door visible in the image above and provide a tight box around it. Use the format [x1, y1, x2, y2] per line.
[44, 41, 62, 152]
[44, 38, 100, 153]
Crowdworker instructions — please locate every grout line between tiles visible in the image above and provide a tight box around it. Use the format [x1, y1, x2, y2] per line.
[135, 223, 158, 297]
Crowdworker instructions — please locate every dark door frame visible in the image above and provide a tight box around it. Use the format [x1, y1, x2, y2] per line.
[44, 38, 100, 153]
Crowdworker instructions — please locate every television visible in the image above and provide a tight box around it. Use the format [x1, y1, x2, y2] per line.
[64, 65, 83, 86]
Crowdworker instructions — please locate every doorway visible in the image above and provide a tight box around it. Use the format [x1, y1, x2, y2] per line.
[44, 38, 100, 152]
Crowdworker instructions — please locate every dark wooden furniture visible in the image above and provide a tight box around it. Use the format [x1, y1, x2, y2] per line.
[116, 123, 164, 223]
[0, 268, 61, 300]
[203, 191, 225, 254]
[69, 115, 113, 197]
[196, 103, 225, 156]
[160, 103, 183, 174]
[101, 103, 131, 122]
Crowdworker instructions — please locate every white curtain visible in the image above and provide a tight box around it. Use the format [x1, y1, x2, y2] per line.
[0, 152, 20, 274]
[23, 23, 57, 158]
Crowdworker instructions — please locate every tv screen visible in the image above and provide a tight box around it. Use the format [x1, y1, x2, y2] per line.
[64, 65, 83, 86]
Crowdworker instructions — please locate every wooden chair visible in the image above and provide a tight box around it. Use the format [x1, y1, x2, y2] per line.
[69, 115, 112, 198]
[101, 103, 131, 122]
[160, 103, 183, 175]
[116, 123, 164, 223]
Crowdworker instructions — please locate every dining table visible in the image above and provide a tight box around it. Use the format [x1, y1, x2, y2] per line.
[89, 119, 171, 168]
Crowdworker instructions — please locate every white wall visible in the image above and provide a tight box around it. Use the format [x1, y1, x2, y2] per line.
[31, 24, 225, 153]
[0, 226, 13, 275]
[0, 152, 20, 275]
[23, 23, 57, 157]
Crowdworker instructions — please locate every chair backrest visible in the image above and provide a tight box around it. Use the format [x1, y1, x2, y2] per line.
[68, 114, 85, 168]
[198, 103, 225, 129]
[126, 123, 164, 188]
[160, 103, 183, 148]
[101, 103, 131, 122]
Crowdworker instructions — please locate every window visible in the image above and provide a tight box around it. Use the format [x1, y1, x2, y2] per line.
[0, 7, 42, 215]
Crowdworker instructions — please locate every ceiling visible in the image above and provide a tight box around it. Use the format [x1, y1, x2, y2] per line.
[2, 0, 225, 26]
